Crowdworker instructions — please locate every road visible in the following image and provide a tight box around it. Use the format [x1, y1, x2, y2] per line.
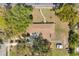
[0, 44, 7, 56]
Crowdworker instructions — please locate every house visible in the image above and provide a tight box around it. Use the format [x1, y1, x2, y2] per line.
[26, 24, 55, 42]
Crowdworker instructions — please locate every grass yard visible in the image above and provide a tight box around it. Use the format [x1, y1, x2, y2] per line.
[32, 8, 59, 23]
[41, 9, 56, 22]
[10, 45, 32, 56]
[48, 49, 69, 56]
[32, 8, 43, 22]
[10, 46, 17, 56]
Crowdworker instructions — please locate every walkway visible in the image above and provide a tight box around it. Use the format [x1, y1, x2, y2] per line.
[39, 9, 46, 23]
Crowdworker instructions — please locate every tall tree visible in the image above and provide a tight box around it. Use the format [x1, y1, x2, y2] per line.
[5, 4, 33, 37]
[32, 35, 51, 56]
[4, 4, 33, 56]
[0, 6, 7, 41]
[55, 4, 78, 27]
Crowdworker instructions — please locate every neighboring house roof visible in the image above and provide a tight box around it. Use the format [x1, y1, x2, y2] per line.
[26, 24, 55, 41]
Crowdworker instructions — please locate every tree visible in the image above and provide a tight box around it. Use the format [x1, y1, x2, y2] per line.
[0, 6, 6, 31]
[5, 4, 33, 37]
[55, 4, 78, 27]
[69, 30, 79, 48]
[68, 30, 79, 55]
[4, 4, 33, 56]
[0, 6, 7, 41]
[32, 35, 51, 56]
[0, 17, 6, 29]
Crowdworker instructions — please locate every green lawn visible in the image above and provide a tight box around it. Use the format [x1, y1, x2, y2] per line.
[48, 49, 69, 56]
[10, 50, 17, 56]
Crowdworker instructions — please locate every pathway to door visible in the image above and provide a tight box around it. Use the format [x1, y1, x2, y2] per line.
[39, 9, 47, 23]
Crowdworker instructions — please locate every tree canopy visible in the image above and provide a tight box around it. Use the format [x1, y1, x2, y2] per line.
[0, 6, 6, 29]
[32, 36, 51, 56]
[5, 4, 33, 37]
[55, 4, 78, 25]
[69, 30, 79, 48]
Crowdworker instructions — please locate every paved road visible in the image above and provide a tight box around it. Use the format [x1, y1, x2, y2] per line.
[0, 44, 7, 56]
